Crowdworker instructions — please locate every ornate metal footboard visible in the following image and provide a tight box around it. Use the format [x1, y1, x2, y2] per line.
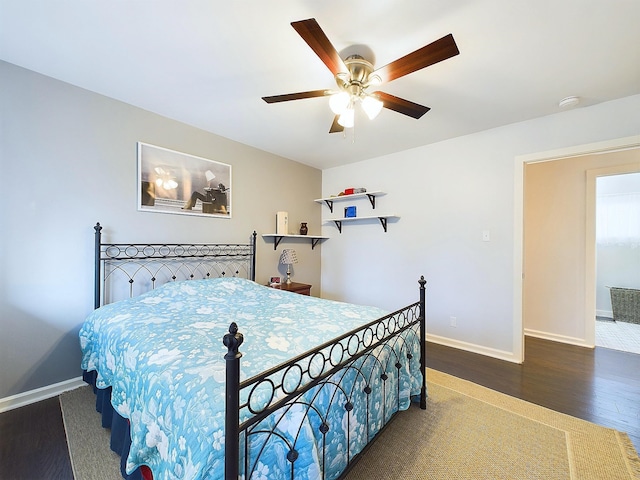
[91, 223, 425, 480]
[224, 277, 427, 480]
[93, 222, 257, 307]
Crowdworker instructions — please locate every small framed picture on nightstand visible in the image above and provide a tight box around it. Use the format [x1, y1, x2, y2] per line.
[270, 276, 281, 287]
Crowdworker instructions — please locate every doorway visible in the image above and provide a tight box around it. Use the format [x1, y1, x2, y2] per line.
[594, 172, 640, 354]
[517, 137, 640, 359]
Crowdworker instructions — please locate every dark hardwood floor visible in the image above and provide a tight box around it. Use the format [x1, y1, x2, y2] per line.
[0, 396, 73, 480]
[427, 336, 640, 450]
[1, 336, 638, 479]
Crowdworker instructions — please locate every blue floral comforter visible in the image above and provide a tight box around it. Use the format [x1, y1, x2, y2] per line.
[80, 277, 422, 480]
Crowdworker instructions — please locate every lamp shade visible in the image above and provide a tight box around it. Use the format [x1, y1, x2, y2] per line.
[280, 249, 298, 265]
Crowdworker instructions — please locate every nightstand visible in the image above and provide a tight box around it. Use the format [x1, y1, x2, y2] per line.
[272, 282, 312, 296]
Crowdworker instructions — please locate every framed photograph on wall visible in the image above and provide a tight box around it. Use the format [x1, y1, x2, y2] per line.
[137, 142, 232, 218]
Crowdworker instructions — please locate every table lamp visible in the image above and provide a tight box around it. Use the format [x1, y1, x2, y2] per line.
[280, 249, 298, 284]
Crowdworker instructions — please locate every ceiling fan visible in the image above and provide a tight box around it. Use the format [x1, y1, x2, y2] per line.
[262, 18, 459, 133]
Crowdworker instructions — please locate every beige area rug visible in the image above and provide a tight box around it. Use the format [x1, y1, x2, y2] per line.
[60, 385, 123, 480]
[346, 369, 640, 480]
[61, 370, 640, 480]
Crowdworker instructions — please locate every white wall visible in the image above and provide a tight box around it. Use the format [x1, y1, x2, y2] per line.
[321, 94, 640, 362]
[0, 61, 322, 401]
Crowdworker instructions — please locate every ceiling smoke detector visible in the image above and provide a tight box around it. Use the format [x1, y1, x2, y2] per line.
[558, 96, 580, 109]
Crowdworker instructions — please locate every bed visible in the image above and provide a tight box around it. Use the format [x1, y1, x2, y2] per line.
[81, 223, 427, 480]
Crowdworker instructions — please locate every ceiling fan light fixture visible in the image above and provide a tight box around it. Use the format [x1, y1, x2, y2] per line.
[329, 91, 350, 114]
[263, 19, 460, 134]
[361, 95, 383, 120]
[337, 107, 354, 128]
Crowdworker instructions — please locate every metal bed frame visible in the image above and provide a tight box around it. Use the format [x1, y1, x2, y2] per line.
[224, 280, 426, 479]
[94, 222, 257, 308]
[92, 222, 427, 480]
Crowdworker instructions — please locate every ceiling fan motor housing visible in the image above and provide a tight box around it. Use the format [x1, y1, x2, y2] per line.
[336, 55, 379, 96]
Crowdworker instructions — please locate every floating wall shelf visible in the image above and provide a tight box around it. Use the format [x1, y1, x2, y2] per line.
[262, 234, 328, 250]
[316, 191, 398, 233]
[324, 215, 399, 233]
[314, 191, 386, 213]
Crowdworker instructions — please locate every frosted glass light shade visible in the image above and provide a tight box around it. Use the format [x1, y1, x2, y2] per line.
[329, 92, 350, 114]
[337, 108, 354, 128]
[362, 95, 383, 119]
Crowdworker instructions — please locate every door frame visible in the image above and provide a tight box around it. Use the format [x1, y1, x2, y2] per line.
[513, 135, 640, 361]
[587, 163, 640, 340]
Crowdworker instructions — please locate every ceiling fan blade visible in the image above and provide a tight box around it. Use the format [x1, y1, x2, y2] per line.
[374, 91, 431, 119]
[291, 18, 347, 76]
[329, 115, 344, 133]
[262, 90, 329, 103]
[373, 33, 459, 83]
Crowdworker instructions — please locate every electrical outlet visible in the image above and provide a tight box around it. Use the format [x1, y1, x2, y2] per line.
[450, 316, 457, 327]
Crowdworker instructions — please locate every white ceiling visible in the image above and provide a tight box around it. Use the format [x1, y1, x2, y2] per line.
[1, 1, 639, 170]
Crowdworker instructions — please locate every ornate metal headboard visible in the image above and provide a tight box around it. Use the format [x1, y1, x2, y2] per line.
[94, 222, 257, 308]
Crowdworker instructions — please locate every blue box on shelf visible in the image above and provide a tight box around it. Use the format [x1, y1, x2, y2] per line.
[344, 206, 357, 218]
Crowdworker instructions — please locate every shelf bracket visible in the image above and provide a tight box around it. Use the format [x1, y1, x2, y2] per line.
[333, 220, 343, 234]
[272, 236, 283, 250]
[366, 194, 376, 209]
[311, 238, 321, 249]
[323, 199, 334, 213]
[378, 217, 388, 232]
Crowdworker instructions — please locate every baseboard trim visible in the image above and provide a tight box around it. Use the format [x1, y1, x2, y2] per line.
[0, 330, 595, 413]
[0, 330, 594, 413]
[426, 334, 522, 364]
[524, 329, 594, 348]
[596, 309, 613, 319]
[0, 376, 85, 413]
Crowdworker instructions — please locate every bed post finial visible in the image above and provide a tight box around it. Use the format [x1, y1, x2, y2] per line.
[418, 275, 427, 410]
[224, 322, 243, 480]
[223, 322, 244, 359]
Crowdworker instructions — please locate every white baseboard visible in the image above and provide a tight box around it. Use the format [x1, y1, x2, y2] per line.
[524, 328, 594, 348]
[0, 376, 85, 414]
[426, 334, 522, 364]
[596, 309, 613, 319]
[0, 330, 592, 414]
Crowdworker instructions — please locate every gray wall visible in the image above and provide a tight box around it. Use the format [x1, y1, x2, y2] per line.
[0, 61, 322, 399]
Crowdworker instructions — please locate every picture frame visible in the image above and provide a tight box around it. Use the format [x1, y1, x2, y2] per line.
[137, 142, 232, 218]
[270, 276, 281, 286]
